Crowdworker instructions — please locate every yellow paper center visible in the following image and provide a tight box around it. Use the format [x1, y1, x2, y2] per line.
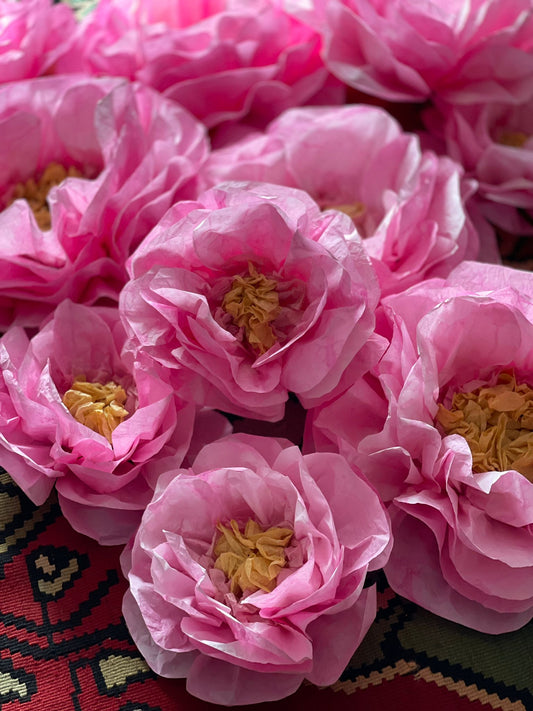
[221, 263, 281, 354]
[213, 519, 293, 596]
[323, 201, 366, 222]
[437, 371, 533, 480]
[62, 379, 129, 444]
[8, 162, 82, 231]
[498, 131, 529, 148]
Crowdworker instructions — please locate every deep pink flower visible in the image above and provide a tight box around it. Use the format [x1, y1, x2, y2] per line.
[0, 75, 208, 329]
[60, 0, 337, 130]
[202, 105, 483, 295]
[0, 0, 76, 83]
[53, 0, 142, 80]
[294, 0, 533, 104]
[121, 433, 391, 705]
[0, 300, 196, 545]
[309, 262, 533, 632]
[120, 181, 385, 421]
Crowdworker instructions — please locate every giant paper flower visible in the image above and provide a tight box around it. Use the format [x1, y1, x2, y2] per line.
[291, 0, 533, 104]
[120, 181, 385, 421]
[60, 0, 337, 131]
[0, 0, 76, 84]
[0, 75, 208, 329]
[0, 300, 196, 545]
[121, 433, 391, 705]
[202, 105, 484, 295]
[309, 262, 533, 632]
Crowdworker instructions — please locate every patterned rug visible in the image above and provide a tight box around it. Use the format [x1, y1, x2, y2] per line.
[0, 468, 531, 710]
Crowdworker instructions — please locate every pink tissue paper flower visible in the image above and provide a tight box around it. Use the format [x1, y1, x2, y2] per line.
[308, 261, 533, 633]
[0, 75, 208, 330]
[202, 104, 485, 295]
[120, 181, 385, 421]
[59, 0, 339, 131]
[290, 0, 533, 104]
[423, 94, 533, 214]
[0, 0, 76, 84]
[0, 300, 196, 545]
[121, 433, 391, 705]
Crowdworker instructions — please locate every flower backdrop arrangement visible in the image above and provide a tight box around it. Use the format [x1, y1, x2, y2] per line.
[0, 0, 533, 706]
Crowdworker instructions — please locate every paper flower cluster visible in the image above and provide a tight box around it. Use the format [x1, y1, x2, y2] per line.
[0, 0, 532, 705]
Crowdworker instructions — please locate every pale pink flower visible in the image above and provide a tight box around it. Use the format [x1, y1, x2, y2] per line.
[309, 262, 533, 632]
[120, 181, 385, 421]
[0, 300, 196, 545]
[121, 433, 391, 705]
[202, 105, 482, 295]
[0, 0, 76, 83]
[0, 75, 208, 329]
[59, 0, 336, 130]
[424, 95, 533, 210]
[294, 0, 533, 104]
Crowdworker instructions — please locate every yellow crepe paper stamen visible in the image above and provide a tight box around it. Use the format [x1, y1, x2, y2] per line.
[213, 519, 293, 596]
[437, 371, 533, 480]
[222, 262, 281, 354]
[498, 131, 529, 148]
[62, 379, 129, 444]
[8, 162, 82, 231]
[323, 201, 366, 222]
